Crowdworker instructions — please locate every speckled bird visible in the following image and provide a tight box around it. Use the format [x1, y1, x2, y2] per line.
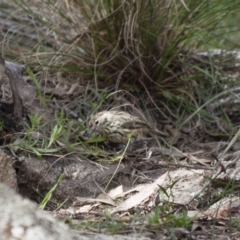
[88, 110, 167, 144]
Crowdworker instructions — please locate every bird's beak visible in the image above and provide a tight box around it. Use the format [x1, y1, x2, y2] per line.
[88, 126, 96, 137]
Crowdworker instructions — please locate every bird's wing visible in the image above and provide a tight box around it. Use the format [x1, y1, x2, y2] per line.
[122, 120, 168, 137]
[121, 120, 149, 130]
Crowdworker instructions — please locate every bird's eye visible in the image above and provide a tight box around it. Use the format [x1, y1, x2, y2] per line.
[95, 120, 99, 125]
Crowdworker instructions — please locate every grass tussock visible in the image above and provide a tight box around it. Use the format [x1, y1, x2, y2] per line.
[1, 0, 240, 133]
[9, 0, 239, 92]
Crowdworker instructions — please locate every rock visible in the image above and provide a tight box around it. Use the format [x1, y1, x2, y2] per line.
[0, 150, 18, 190]
[0, 182, 82, 240]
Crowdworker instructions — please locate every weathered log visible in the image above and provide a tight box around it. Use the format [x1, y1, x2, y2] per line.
[0, 56, 25, 126]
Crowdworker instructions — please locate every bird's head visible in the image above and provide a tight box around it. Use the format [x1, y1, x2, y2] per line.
[88, 111, 109, 135]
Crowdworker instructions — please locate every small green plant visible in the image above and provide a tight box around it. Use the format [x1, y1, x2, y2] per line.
[147, 206, 162, 225]
[229, 218, 240, 230]
[165, 211, 192, 229]
[24, 114, 44, 131]
[39, 173, 65, 210]
[26, 67, 47, 107]
[147, 206, 192, 229]
[105, 221, 127, 234]
[16, 111, 71, 157]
